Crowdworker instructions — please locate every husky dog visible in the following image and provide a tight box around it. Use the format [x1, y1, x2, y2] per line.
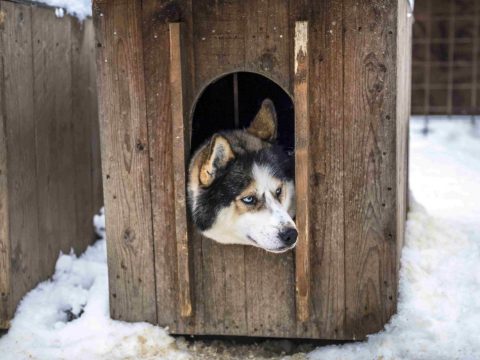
[187, 99, 297, 253]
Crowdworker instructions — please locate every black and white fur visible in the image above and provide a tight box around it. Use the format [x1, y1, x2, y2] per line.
[187, 99, 297, 253]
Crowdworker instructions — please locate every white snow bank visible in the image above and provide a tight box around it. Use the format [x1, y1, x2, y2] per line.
[409, 117, 480, 239]
[32, 0, 91, 21]
[309, 199, 480, 360]
[309, 118, 480, 360]
[0, 209, 189, 360]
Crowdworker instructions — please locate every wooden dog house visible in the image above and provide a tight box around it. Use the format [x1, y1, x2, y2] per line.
[94, 0, 412, 340]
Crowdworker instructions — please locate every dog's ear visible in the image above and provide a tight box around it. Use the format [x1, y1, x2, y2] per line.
[247, 99, 278, 141]
[199, 134, 235, 187]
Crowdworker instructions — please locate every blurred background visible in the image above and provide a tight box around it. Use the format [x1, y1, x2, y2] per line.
[412, 0, 480, 129]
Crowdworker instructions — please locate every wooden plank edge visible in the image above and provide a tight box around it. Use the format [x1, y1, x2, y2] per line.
[0, 0, 13, 328]
[169, 22, 194, 318]
[294, 20, 310, 323]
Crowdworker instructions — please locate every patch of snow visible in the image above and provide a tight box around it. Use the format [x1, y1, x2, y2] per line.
[32, 0, 92, 21]
[0, 208, 189, 360]
[54, 8, 64, 18]
[409, 117, 480, 239]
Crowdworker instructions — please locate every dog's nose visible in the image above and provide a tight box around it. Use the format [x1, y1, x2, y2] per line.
[279, 228, 298, 246]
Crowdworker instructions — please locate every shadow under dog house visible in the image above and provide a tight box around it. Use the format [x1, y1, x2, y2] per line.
[93, 0, 412, 340]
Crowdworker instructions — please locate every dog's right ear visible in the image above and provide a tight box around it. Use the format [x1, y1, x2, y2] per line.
[199, 134, 235, 187]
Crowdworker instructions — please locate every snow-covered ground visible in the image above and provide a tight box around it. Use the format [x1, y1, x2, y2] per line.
[310, 117, 480, 360]
[0, 117, 479, 359]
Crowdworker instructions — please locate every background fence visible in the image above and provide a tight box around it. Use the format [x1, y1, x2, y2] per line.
[0, 0, 102, 327]
[412, 0, 480, 115]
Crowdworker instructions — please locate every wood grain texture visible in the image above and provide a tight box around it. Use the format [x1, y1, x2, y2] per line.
[0, 0, 11, 326]
[290, 0, 347, 339]
[71, 18, 100, 252]
[192, 0, 248, 337]
[93, 0, 157, 323]
[1, 1, 39, 324]
[33, 5, 77, 281]
[396, 0, 412, 272]
[141, 0, 179, 330]
[0, 1, 102, 328]
[343, 0, 399, 339]
[241, 0, 295, 338]
[169, 22, 194, 318]
[294, 21, 310, 323]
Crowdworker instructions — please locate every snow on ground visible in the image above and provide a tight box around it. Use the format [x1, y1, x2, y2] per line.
[309, 117, 480, 360]
[0, 117, 479, 359]
[32, 0, 92, 20]
[0, 209, 189, 360]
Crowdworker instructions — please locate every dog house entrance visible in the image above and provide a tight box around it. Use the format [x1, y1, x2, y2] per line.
[191, 72, 294, 154]
[169, 24, 311, 322]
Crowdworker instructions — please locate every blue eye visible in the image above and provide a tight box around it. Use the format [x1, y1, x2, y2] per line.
[276, 187, 282, 197]
[241, 196, 256, 205]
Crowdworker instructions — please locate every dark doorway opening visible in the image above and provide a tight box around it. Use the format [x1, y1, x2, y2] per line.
[191, 72, 294, 154]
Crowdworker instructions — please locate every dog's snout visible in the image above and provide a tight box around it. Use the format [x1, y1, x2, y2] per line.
[279, 228, 298, 246]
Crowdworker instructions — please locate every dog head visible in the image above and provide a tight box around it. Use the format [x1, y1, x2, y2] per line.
[188, 99, 297, 253]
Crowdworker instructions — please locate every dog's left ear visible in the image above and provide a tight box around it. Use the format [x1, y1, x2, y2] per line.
[247, 99, 278, 141]
[199, 134, 235, 187]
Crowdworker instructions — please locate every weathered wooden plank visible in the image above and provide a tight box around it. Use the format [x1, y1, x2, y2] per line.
[33, 6, 77, 281]
[343, 0, 398, 339]
[294, 21, 310, 323]
[0, 0, 11, 327]
[192, 0, 246, 89]
[71, 18, 98, 252]
[93, 0, 157, 323]
[1, 1, 39, 325]
[289, 0, 347, 339]
[190, 0, 249, 336]
[396, 0, 411, 272]
[244, 0, 291, 91]
[141, 0, 179, 330]
[83, 18, 104, 216]
[169, 22, 194, 318]
[0, 1, 104, 328]
[241, 0, 295, 339]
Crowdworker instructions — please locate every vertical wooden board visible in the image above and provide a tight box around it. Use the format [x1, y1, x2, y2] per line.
[198, 240, 227, 334]
[81, 19, 104, 216]
[294, 0, 346, 339]
[242, 0, 295, 338]
[71, 18, 97, 253]
[244, 248, 296, 337]
[192, 0, 246, 88]
[396, 0, 411, 270]
[169, 22, 194, 319]
[93, 0, 157, 323]
[244, 0, 291, 91]
[32, 6, 77, 283]
[0, 0, 11, 326]
[141, 0, 179, 330]
[343, 0, 398, 339]
[1, 1, 40, 322]
[294, 20, 311, 324]
[190, 0, 249, 336]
